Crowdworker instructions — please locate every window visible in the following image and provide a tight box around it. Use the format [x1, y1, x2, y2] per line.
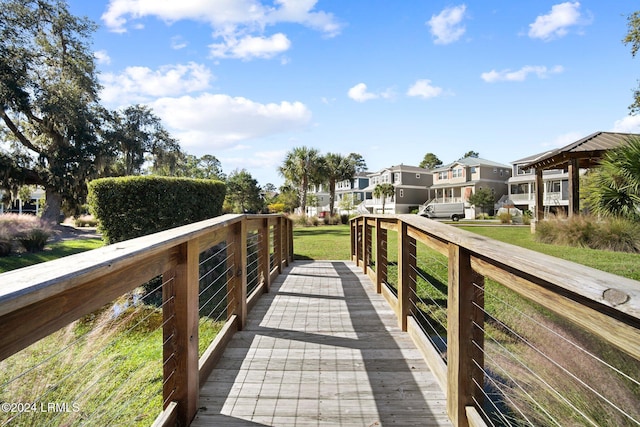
[470, 167, 477, 174]
[394, 172, 401, 183]
[399, 189, 404, 198]
[452, 168, 463, 178]
[415, 173, 420, 179]
[438, 171, 447, 180]
[516, 165, 534, 175]
[493, 168, 498, 173]
[500, 170, 504, 177]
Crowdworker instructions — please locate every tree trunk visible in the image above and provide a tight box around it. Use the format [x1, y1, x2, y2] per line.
[41, 188, 62, 224]
[329, 180, 336, 215]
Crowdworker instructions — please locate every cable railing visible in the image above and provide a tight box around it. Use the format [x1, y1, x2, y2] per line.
[350, 214, 640, 427]
[0, 214, 293, 427]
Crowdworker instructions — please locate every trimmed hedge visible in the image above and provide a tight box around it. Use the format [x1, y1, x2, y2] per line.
[88, 176, 226, 244]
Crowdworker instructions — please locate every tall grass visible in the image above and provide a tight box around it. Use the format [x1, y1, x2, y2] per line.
[535, 215, 640, 253]
[0, 296, 223, 426]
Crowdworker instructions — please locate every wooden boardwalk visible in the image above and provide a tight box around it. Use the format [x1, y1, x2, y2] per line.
[192, 261, 451, 426]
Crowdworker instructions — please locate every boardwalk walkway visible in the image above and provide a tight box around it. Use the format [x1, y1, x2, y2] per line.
[191, 261, 451, 426]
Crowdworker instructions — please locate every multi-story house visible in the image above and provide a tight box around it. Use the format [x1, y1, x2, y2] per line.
[361, 165, 433, 214]
[304, 183, 330, 217]
[335, 172, 371, 215]
[507, 152, 570, 215]
[428, 157, 512, 217]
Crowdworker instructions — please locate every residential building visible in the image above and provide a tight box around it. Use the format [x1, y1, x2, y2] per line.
[507, 152, 570, 215]
[304, 183, 330, 217]
[361, 165, 433, 214]
[429, 157, 512, 218]
[335, 172, 371, 215]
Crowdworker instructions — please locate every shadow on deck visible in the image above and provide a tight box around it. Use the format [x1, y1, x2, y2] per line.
[192, 260, 451, 426]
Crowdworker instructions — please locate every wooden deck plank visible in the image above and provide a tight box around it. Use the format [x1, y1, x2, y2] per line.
[192, 260, 451, 426]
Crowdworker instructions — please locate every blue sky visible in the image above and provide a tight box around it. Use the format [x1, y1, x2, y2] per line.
[68, 0, 640, 186]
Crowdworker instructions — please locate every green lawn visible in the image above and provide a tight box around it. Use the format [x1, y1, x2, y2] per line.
[458, 225, 640, 281]
[293, 224, 351, 260]
[0, 238, 105, 273]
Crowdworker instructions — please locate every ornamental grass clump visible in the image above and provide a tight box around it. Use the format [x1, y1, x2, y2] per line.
[535, 214, 640, 253]
[0, 213, 52, 254]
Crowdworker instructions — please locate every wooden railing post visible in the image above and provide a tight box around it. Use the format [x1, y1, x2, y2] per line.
[362, 219, 370, 274]
[447, 243, 484, 427]
[273, 218, 282, 274]
[228, 220, 248, 330]
[288, 218, 294, 264]
[163, 239, 200, 425]
[259, 218, 270, 292]
[355, 217, 363, 266]
[350, 219, 356, 262]
[375, 218, 387, 294]
[398, 220, 416, 331]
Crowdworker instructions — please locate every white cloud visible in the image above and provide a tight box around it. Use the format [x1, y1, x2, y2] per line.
[347, 83, 394, 102]
[613, 115, 640, 133]
[150, 93, 312, 150]
[427, 5, 467, 45]
[407, 79, 443, 99]
[481, 65, 564, 82]
[99, 62, 213, 106]
[210, 33, 291, 60]
[171, 36, 188, 50]
[101, 0, 342, 59]
[528, 2, 585, 41]
[94, 50, 111, 65]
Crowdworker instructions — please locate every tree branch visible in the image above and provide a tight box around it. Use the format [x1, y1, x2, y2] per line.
[0, 107, 42, 154]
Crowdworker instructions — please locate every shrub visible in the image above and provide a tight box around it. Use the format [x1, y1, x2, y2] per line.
[340, 214, 349, 224]
[268, 203, 285, 213]
[17, 227, 51, 252]
[498, 212, 512, 224]
[88, 176, 225, 244]
[535, 215, 640, 253]
[309, 216, 320, 227]
[0, 214, 52, 254]
[75, 214, 98, 227]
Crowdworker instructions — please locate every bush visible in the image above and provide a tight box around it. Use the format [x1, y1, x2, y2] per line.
[340, 214, 349, 224]
[498, 212, 512, 224]
[0, 214, 52, 254]
[535, 215, 640, 253]
[17, 227, 51, 252]
[88, 176, 225, 244]
[267, 203, 285, 213]
[74, 214, 98, 227]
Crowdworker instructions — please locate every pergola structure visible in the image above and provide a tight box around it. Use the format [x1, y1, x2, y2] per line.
[524, 131, 639, 220]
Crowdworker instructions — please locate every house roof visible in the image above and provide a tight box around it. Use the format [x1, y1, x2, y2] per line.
[432, 157, 511, 172]
[523, 131, 639, 170]
[366, 164, 430, 177]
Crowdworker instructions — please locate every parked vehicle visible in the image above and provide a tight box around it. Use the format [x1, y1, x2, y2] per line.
[418, 202, 466, 221]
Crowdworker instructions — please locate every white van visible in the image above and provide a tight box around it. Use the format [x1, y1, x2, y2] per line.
[419, 202, 466, 221]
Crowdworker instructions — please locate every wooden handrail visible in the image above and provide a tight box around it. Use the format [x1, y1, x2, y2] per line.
[350, 214, 640, 427]
[0, 213, 293, 426]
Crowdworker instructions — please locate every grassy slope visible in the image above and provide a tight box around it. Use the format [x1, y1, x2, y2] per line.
[293, 224, 351, 260]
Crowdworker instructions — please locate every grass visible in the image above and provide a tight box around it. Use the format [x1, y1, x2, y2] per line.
[293, 224, 351, 260]
[458, 225, 640, 280]
[0, 238, 105, 273]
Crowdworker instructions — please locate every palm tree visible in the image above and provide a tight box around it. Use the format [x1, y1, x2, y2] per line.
[586, 136, 640, 220]
[278, 146, 323, 215]
[323, 153, 356, 215]
[373, 183, 395, 214]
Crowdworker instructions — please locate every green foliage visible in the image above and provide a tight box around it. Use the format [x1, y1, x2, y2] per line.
[419, 152, 443, 169]
[468, 188, 495, 214]
[624, 11, 640, 113]
[278, 146, 324, 214]
[0, 0, 108, 221]
[225, 169, 263, 213]
[373, 183, 395, 213]
[323, 152, 357, 214]
[87, 176, 225, 244]
[585, 137, 640, 220]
